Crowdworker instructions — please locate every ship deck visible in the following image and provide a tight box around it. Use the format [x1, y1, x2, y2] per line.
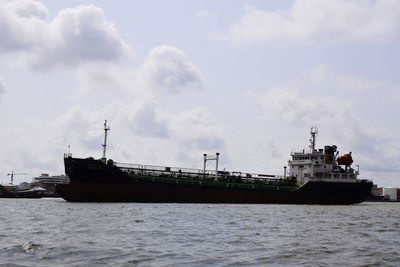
[115, 162, 297, 191]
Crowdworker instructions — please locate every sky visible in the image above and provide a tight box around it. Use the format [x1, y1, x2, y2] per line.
[0, 0, 399, 187]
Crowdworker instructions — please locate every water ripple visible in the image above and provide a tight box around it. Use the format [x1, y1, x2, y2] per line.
[0, 200, 400, 266]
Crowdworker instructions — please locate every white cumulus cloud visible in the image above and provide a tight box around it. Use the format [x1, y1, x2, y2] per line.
[0, 0, 52, 52]
[259, 87, 340, 125]
[73, 45, 203, 100]
[257, 65, 387, 126]
[141, 45, 203, 94]
[6, 0, 48, 19]
[126, 102, 169, 138]
[229, 0, 400, 45]
[0, 1, 129, 68]
[41, 5, 128, 67]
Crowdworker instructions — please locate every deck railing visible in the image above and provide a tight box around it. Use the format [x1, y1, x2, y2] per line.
[115, 161, 287, 184]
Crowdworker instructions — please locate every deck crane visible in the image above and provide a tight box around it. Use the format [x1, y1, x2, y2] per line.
[7, 171, 26, 185]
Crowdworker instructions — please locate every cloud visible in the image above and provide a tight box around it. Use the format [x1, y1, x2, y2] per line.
[74, 62, 133, 96]
[0, 1, 129, 68]
[140, 45, 203, 94]
[169, 107, 224, 150]
[257, 65, 388, 125]
[53, 105, 108, 153]
[229, 0, 400, 45]
[39, 5, 128, 67]
[0, 0, 51, 52]
[309, 65, 383, 92]
[61, 44, 207, 146]
[256, 66, 344, 125]
[72, 45, 203, 101]
[120, 102, 223, 150]
[259, 87, 340, 125]
[6, 0, 48, 19]
[126, 102, 169, 138]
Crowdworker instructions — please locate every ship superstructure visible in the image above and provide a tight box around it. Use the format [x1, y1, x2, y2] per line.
[289, 127, 360, 185]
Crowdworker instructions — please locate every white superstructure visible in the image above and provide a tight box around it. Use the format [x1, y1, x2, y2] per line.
[289, 127, 359, 185]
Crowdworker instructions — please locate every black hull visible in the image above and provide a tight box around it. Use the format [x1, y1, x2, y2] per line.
[57, 157, 373, 204]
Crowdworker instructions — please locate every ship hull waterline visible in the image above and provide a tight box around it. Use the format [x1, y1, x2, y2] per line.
[56, 178, 372, 204]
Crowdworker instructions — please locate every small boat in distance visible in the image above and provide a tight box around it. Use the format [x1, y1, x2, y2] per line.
[56, 122, 373, 204]
[0, 172, 45, 198]
[0, 184, 45, 198]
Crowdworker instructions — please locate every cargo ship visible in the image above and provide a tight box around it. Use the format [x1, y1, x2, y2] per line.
[56, 122, 373, 204]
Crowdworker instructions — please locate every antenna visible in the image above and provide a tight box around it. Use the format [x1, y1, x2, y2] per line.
[64, 144, 72, 158]
[309, 126, 318, 153]
[101, 120, 110, 163]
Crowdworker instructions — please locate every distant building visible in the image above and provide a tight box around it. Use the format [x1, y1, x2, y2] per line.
[31, 174, 69, 196]
[383, 188, 400, 201]
[368, 184, 400, 202]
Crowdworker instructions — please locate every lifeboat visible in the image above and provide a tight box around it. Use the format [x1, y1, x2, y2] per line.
[337, 152, 353, 166]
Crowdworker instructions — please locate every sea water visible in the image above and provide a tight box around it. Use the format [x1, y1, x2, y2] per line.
[0, 199, 399, 266]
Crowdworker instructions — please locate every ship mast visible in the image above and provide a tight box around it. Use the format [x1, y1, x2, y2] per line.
[101, 120, 110, 163]
[309, 126, 318, 153]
